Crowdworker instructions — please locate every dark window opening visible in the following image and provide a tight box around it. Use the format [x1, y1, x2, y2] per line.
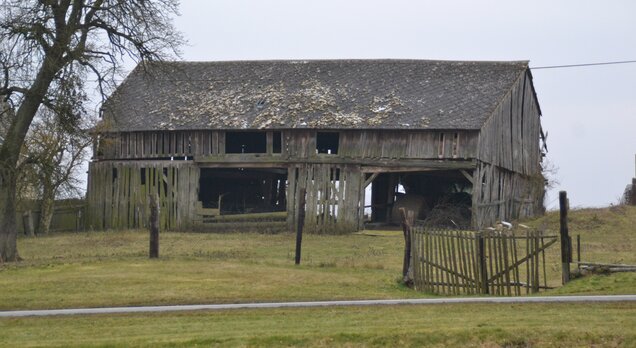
[140, 168, 146, 185]
[225, 132, 267, 154]
[316, 132, 339, 154]
[273, 131, 282, 153]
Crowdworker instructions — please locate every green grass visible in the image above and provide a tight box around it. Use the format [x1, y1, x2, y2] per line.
[528, 205, 636, 266]
[1, 230, 422, 310]
[1, 302, 635, 347]
[1, 206, 635, 311]
[529, 205, 636, 293]
[1, 206, 635, 346]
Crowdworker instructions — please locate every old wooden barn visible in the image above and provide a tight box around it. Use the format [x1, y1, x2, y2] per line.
[86, 59, 546, 233]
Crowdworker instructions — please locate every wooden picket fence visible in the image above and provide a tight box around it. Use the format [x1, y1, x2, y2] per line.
[410, 227, 558, 296]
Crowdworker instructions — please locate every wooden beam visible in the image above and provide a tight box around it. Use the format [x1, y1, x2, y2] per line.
[460, 169, 474, 185]
[363, 173, 379, 188]
[194, 154, 477, 170]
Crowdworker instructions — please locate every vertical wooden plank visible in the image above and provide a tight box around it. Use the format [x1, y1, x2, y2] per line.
[525, 229, 531, 294]
[441, 230, 451, 293]
[448, 230, 459, 294]
[502, 234, 511, 296]
[294, 187, 306, 264]
[477, 232, 489, 294]
[470, 231, 479, 294]
[533, 231, 540, 293]
[511, 230, 521, 296]
[431, 230, 439, 294]
[458, 231, 469, 294]
[487, 232, 496, 294]
[422, 229, 429, 292]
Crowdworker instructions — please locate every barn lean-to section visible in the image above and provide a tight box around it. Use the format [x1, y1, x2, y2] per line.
[472, 69, 544, 228]
[86, 60, 546, 233]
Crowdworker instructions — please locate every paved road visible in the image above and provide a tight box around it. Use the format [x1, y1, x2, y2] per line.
[2, 295, 635, 318]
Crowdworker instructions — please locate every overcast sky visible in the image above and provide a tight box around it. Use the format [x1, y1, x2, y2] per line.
[163, 0, 636, 209]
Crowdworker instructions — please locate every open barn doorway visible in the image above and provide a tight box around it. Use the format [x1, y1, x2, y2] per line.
[365, 170, 473, 228]
[198, 168, 287, 215]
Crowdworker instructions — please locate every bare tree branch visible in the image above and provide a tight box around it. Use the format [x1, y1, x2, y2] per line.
[0, 0, 183, 260]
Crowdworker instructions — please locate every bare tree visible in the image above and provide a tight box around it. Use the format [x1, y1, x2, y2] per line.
[24, 108, 92, 235]
[0, 0, 183, 261]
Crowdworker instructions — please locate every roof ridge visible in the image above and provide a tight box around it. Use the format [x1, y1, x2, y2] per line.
[149, 59, 529, 66]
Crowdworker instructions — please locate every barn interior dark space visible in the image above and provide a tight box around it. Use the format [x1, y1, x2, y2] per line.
[369, 170, 472, 227]
[272, 131, 282, 153]
[316, 132, 339, 154]
[198, 168, 287, 214]
[225, 131, 267, 153]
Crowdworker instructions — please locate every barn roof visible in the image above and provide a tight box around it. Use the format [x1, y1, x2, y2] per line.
[102, 59, 531, 131]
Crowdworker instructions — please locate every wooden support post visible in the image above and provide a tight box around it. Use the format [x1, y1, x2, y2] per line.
[460, 170, 474, 185]
[363, 172, 379, 189]
[477, 232, 489, 294]
[576, 234, 581, 270]
[294, 188, 306, 265]
[149, 193, 160, 259]
[386, 173, 397, 222]
[400, 208, 413, 283]
[559, 191, 571, 284]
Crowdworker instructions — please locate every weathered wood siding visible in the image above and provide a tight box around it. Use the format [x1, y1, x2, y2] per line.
[477, 71, 542, 176]
[86, 161, 199, 230]
[97, 130, 479, 161]
[287, 164, 363, 234]
[97, 131, 222, 160]
[471, 70, 544, 228]
[471, 161, 544, 229]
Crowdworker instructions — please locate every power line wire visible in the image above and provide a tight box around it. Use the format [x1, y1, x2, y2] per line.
[531, 60, 636, 70]
[4, 60, 636, 84]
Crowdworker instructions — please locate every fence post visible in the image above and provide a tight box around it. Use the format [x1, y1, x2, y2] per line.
[294, 187, 306, 265]
[400, 208, 414, 284]
[149, 193, 159, 259]
[576, 234, 581, 270]
[559, 191, 571, 284]
[477, 232, 489, 294]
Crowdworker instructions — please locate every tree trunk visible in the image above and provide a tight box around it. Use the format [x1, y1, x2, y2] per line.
[38, 184, 56, 235]
[0, 167, 19, 261]
[0, 45, 65, 261]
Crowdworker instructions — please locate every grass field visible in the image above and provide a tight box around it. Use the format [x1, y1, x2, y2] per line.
[1, 303, 635, 347]
[1, 206, 635, 346]
[1, 231, 421, 310]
